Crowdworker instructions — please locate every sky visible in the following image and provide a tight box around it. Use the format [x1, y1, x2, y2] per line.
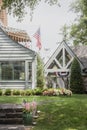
[8, 0, 76, 62]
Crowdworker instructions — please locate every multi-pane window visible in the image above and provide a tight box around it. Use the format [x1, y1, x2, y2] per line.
[0, 61, 25, 80]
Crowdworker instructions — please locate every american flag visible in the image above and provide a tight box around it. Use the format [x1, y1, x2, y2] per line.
[33, 28, 42, 50]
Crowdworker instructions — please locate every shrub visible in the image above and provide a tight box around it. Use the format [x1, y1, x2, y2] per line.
[43, 88, 72, 96]
[70, 58, 84, 94]
[0, 89, 3, 96]
[33, 88, 42, 95]
[43, 89, 57, 96]
[20, 90, 25, 96]
[36, 54, 45, 89]
[25, 89, 32, 96]
[59, 89, 72, 96]
[65, 89, 72, 96]
[4, 89, 12, 96]
[13, 89, 20, 96]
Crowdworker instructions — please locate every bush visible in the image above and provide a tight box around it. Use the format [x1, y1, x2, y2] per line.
[36, 54, 45, 89]
[20, 90, 25, 96]
[43, 89, 57, 96]
[4, 89, 12, 96]
[58, 89, 72, 96]
[33, 88, 42, 95]
[70, 58, 84, 94]
[13, 89, 20, 96]
[43, 88, 72, 96]
[0, 89, 3, 96]
[25, 89, 32, 96]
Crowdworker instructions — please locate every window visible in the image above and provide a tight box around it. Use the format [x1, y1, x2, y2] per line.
[0, 61, 25, 80]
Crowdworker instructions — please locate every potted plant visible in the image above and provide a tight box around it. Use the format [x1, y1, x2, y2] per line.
[22, 101, 37, 126]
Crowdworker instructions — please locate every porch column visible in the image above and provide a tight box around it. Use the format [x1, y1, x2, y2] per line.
[32, 56, 37, 89]
[25, 61, 28, 89]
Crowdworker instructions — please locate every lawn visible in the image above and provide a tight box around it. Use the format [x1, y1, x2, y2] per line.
[0, 95, 87, 130]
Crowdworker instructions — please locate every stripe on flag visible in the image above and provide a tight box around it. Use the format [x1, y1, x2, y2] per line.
[33, 27, 42, 50]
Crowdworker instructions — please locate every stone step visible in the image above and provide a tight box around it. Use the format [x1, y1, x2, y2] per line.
[0, 108, 23, 112]
[0, 125, 25, 130]
[0, 112, 23, 118]
[0, 118, 23, 124]
[0, 125, 33, 130]
[0, 104, 38, 125]
[0, 104, 23, 124]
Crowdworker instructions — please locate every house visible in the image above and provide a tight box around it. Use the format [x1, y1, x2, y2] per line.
[0, 25, 37, 89]
[0, 1, 37, 90]
[44, 41, 87, 90]
[0, 0, 31, 49]
[2, 25, 31, 49]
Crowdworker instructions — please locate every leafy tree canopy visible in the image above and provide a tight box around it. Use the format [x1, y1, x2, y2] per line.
[60, 24, 70, 43]
[2, 0, 59, 20]
[69, 0, 87, 45]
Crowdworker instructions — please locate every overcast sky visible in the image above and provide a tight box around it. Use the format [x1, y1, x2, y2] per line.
[8, 0, 76, 62]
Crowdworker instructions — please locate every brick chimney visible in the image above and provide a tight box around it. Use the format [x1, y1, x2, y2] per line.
[0, 0, 8, 26]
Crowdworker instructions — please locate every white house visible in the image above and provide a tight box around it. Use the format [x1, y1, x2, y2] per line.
[0, 26, 37, 89]
[44, 41, 87, 90]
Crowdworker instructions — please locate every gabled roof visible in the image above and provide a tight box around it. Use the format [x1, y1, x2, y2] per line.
[44, 41, 84, 71]
[0, 25, 36, 60]
[3, 26, 31, 42]
[72, 45, 87, 68]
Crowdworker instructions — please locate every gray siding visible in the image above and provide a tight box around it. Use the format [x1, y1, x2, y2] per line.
[0, 27, 36, 89]
[0, 28, 35, 60]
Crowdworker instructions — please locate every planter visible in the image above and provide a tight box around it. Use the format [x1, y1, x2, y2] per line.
[23, 113, 33, 126]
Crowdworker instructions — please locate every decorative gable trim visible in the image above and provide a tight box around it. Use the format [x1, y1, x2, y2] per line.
[44, 41, 84, 73]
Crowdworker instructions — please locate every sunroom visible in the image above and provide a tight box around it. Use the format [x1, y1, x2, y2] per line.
[0, 27, 37, 89]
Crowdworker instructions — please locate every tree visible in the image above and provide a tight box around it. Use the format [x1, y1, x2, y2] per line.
[60, 24, 70, 43]
[2, 0, 60, 20]
[69, 0, 87, 45]
[70, 58, 84, 94]
[36, 54, 45, 89]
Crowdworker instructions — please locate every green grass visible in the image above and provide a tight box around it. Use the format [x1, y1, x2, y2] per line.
[0, 95, 87, 130]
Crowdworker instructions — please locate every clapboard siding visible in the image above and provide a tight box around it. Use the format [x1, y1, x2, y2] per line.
[0, 28, 35, 59]
[0, 47, 29, 51]
[0, 82, 32, 89]
[0, 57, 33, 60]
[0, 51, 32, 53]
[0, 53, 33, 56]
[0, 27, 36, 89]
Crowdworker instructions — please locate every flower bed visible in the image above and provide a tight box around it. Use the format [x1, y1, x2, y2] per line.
[42, 88, 72, 96]
[0, 88, 72, 97]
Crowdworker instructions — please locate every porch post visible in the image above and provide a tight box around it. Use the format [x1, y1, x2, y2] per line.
[25, 61, 28, 89]
[32, 56, 37, 89]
